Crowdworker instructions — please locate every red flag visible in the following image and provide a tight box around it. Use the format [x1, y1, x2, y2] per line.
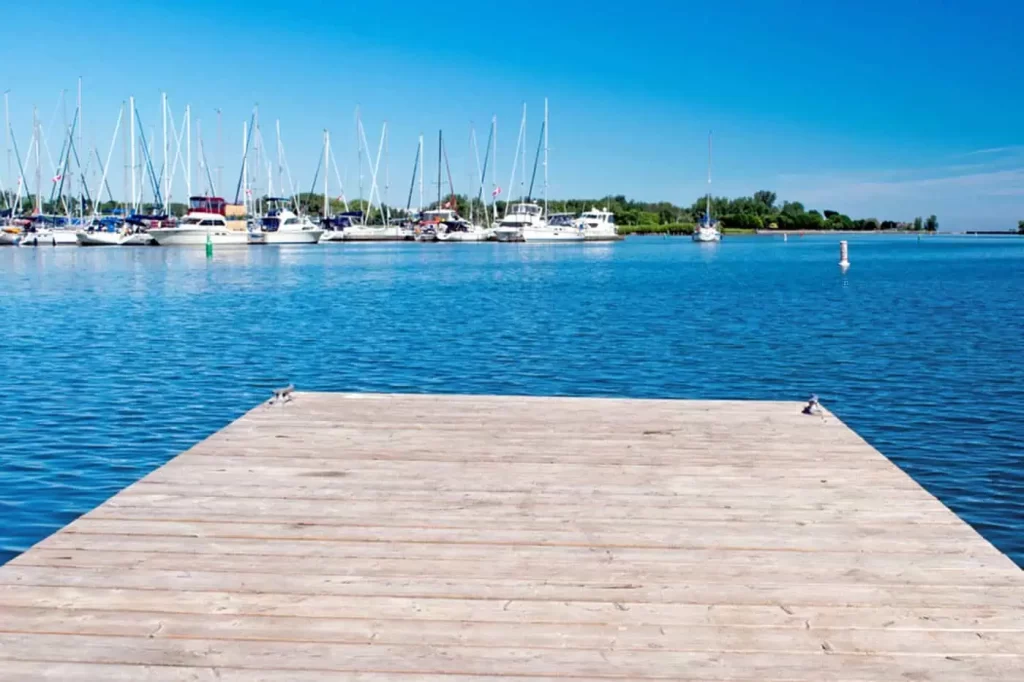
[492, 186, 501, 197]
[51, 174, 63, 183]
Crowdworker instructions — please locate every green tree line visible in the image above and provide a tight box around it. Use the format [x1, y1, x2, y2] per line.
[3, 187, 939, 232]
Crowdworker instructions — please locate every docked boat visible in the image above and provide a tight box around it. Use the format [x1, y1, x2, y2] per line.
[149, 196, 247, 246]
[343, 223, 411, 241]
[692, 132, 721, 243]
[0, 217, 23, 245]
[577, 208, 621, 241]
[437, 220, 492, 242]
[523, 211, 584, 242]
[494, 203, 546, 242]
[319, 212, 362, 243]
[257, 198, 323, 244]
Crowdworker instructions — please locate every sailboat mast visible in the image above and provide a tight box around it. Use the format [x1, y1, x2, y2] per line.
[436, 130, 442, 207]
[706, 130, 711, 224]
[242, 120, 248, 215]
[418, 133, 423, 212]
[161, 92, 168, 214]
[77, 77, 82, 218]
[543, 97, 548, 217]
[276, 119, 282, 200]
[323, 130, 329, 220]
[33, 107, 41, 215]
[186, 105, 191, 198]
[356, 107, 362, 210]
[3, 91, 9, 211]
[129, 96, 135, 212]
[491, 116, 497, 225]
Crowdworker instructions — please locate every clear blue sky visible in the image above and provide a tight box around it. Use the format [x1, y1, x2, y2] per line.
[2, 0, 1022, 229]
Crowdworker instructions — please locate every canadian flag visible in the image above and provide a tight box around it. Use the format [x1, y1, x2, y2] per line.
[51, 173, 63, 183]
[443, 199, 454, 209]
[492, 186, 502, 197]
[244, 188, 252, 196]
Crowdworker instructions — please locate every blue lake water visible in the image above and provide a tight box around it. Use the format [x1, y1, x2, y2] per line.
[1, 235, 1022, 566]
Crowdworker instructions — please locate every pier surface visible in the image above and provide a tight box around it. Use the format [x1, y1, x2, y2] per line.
[0, 392, 1021, 680]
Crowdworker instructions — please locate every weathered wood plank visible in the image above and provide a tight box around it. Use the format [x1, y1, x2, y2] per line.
[0, 392, 1020, 681]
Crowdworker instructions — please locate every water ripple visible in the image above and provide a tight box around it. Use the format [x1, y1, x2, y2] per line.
[0, 236, 1022, 566]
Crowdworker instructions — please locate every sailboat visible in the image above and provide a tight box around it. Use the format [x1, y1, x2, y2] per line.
[692, 131, 721, 243]
[522, 99, 582, 242]
[422, 130, 491, 242]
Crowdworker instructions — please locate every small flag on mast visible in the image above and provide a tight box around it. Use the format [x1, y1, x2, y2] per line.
[492, 186, 502, 197]
[51, 174, 63, 183]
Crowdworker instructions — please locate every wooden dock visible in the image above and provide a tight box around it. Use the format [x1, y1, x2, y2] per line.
[0, 392, 1021, 680]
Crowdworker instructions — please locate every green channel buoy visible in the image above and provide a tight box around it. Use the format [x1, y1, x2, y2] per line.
[206, 232, 213, 258]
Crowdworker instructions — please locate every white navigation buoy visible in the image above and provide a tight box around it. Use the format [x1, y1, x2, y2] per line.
[783, 233, 788, 242]
[839, 240, 850, 269]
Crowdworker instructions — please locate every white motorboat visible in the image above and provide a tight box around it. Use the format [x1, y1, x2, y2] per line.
[523, 212, 584, 242]
[150, 196, 248, 246]
[692, 131, 721, 243]
[495, 203, 546, 242]
[576, 208, 621, 241]
[150, 213, 247, 246]
[257, 199, 323, 244]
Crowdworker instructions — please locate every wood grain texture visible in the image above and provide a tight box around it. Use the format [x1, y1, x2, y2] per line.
[1, 392, 1021, 680]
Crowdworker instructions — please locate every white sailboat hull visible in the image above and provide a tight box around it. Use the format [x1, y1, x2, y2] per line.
[261, 229, 324, 244]
[19, 229, 79, 246]
[692, 226, 721, 242]
[76, 230, 156, 246]
[149, 227, 249, 246]
[0, 231, 18, 246]
[493, 227, 523, 242]
[437, 227, 493, 242]
[340, 226, 411, 241]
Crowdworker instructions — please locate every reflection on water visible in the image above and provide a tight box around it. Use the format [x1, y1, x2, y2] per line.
[1, 235, 1022, 565]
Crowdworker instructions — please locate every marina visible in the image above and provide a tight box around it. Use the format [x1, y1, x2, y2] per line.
[0, 391, 1021, 679]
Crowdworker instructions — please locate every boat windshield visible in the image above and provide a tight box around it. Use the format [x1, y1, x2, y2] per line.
[180, 216, 201, 225]
[189, 197, 226, 214]
[509, 204, 541, 216]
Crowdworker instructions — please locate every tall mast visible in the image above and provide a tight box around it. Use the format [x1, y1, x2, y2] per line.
[520, 103, 527, 201]
[33, 107, 40, 214]
[436, 130, 442, 206]
[129, 96, 135, 212]
[242, 120, 248, 214]
[418, 133, 423, 212]
[543, 97, 548, 218]
[491, 115, 497, 225]
[384, 121, 390, 224]
[161, 92, 168, 213]
[706, 130, 712, 224]
[275, 118, 281, 199]
[186, 105, 191, 198]
[216, 108, 222, 196]
[79, 77, 83, 217]
[356, 107, 362, 209]
[323, 130, 329, 220]
[3, 91, 9, 211]
[122, 99, 128, 213]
